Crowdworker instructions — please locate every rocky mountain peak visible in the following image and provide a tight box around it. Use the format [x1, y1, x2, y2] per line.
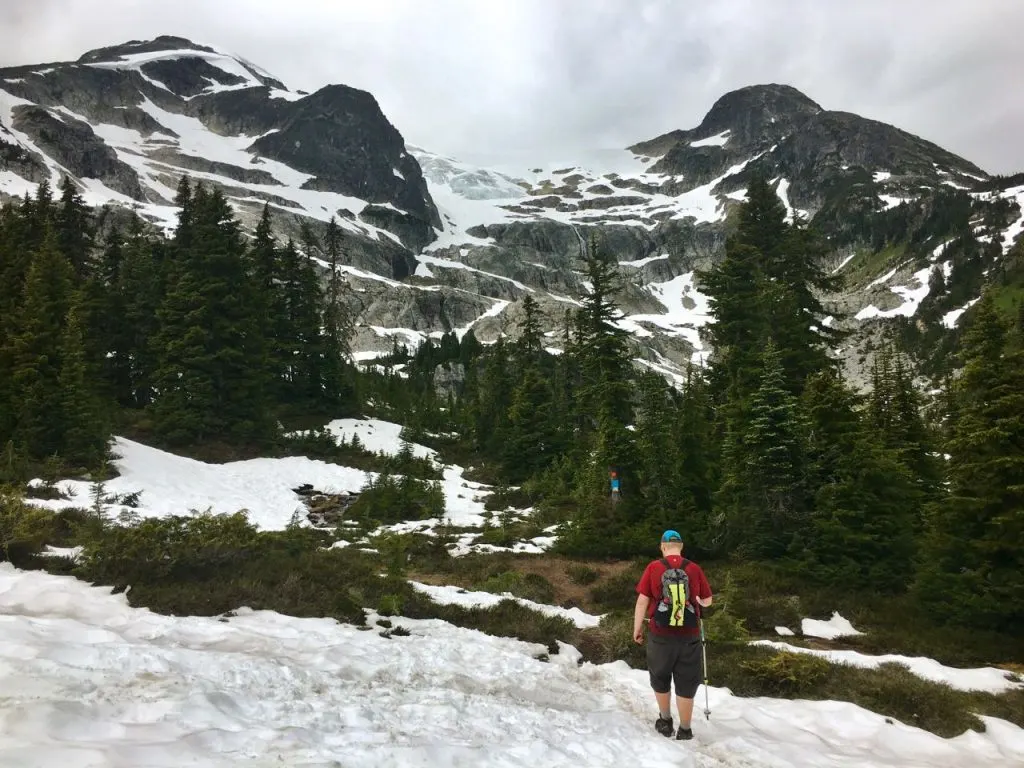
[73, 35, 287, 96]
[77, 36, 219, 64]
[697, 83, 822, 141]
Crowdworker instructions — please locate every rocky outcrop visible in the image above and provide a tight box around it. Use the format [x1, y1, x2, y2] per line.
[0, 36, 440, 256]
[11, 105, 145, 199]
[250, 85, 440, 238]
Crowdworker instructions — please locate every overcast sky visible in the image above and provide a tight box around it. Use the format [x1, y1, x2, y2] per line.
[3, 0, 1023, 173]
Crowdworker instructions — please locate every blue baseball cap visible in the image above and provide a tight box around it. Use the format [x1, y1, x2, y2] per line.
[661, 530, 682, 542]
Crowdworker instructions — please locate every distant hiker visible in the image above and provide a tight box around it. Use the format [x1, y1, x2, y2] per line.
[633, 530, 712, 741]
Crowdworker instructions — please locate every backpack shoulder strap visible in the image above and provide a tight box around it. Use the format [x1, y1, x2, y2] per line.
[659, 558, 670, 569]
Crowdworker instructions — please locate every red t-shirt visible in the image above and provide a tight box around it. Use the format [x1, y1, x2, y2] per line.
[636, 555, 712, 637]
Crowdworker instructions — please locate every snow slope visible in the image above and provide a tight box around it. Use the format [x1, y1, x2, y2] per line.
[1, 564, 1022, 767]
[24, 419, 543, 553]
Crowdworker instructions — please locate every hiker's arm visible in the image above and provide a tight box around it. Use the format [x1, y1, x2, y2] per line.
[633, 594, 650, 641]
[696, 568, 713, 607]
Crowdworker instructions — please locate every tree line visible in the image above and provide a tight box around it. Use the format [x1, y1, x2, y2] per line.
[0, 172, 1019, 633]
[0, 176, 359, 476]
[371, 176, 1022, 634]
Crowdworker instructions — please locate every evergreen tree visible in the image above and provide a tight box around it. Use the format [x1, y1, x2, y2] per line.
[8, 226, 75, 459]
[321, 217, 357, 411]
[56, 176, 93, 278]
[796, 368, 918, 588]
[151, 183, 273, 445]
[248, 204, 287, 399]
[915, 294, 1024, 631]
[119, 217, 161, 407]
[723, 340, 807, 558]
[58, 293, 109, 468]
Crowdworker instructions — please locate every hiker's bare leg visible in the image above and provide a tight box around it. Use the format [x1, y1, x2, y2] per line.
[677, 695, 694, 727]
[655, 690, 671, 715]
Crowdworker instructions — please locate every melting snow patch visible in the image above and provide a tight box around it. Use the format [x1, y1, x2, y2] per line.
[858, 266, 935, 320]
[801, 612, 864, 640]
[25, 436, 369, 530]
[943, 297, 981, 328]
[873, 171, 892, 182]
[1, 564, 1021, 767]
[689, 130, 731, 147]
[409, 581, 603, 629]
[752, 641, 1023, 694]
[775, 626, 796, 637]
[618, 254, 668, 268]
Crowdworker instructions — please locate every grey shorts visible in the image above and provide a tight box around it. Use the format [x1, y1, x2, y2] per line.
[646, 633, 703, 698]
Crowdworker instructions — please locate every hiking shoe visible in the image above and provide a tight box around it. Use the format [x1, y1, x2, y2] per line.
[655, 716, 673, 737]
[676, 726, 693, 741]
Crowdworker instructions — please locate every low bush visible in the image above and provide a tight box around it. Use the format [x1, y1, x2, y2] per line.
[276, 428, 442, 480]
[479, 570, 556, 604]
[402, 591, 577, 653]
[589, 564, 645, 611]
[348, 471, 445, 525]
[566, 564, 600, 586]
[0, 489, 58, 564]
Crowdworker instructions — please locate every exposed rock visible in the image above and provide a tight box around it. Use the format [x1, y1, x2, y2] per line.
[434, 362, 465, 399]
[11, 105, 146, 199]
[293, 483, 361, 528]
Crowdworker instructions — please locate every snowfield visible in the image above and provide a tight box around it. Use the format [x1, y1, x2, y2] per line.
[1, 564, 1022, 767]
[25, 419, 555, 555]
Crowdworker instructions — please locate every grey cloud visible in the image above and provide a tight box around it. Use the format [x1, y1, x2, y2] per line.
[1, 0, 1022, 173]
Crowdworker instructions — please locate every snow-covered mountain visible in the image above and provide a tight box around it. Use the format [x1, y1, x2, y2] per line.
[3, 39, 1023, 385]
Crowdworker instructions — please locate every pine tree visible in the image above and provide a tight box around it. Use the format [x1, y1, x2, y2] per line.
[915, 294, 1024, 631]
[151, 183, 273, 445]
[726, 340, 807, 558]
[248, 204, 287, 399]
[796, 368, 918, 588]
[119, 216, 161, 407]
[9, 226, 75, 459]
[58, 293, 109, 468]
[802, 437, 918, 589]
[321, 217, 357, 411]
[56, 176, 93, 278]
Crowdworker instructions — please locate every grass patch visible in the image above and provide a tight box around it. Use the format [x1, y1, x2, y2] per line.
[566, 563, 600, 586]
[843, 243, 907, 288]
[479, 570, 557, 604]
[402, 592, 577, 653]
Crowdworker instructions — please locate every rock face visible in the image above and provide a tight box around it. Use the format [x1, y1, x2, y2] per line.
[0, 36, 439, 273]
[3, 44, 1022, 388]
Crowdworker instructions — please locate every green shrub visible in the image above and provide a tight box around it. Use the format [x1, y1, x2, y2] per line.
[378, 593, 404, 617]
[0, 490, 57, 564]
[402, 591, 576, 652]
[576, 611, 645, 668]
[589, 566, 644, 611]
[479, 570, 556, 604]
[72, 512, 385, 626]
[740, 650, 831, 695]
[566, 564, 600, 586]
[348, 471, 445, 524]
[275, 429, 441, 480]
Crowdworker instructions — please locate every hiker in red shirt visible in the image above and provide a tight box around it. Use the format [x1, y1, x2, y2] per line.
[633, 529, 713, 741]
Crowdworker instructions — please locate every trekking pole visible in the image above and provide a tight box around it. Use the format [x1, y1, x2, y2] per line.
[698, 605, 710, 719]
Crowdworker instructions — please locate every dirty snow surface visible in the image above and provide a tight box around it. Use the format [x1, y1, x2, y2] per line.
[2, 564, 1023, 767]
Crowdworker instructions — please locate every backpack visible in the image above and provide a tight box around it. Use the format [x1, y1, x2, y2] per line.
[652, 557, 697, 629]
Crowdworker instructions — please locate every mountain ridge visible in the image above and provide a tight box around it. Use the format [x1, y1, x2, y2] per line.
[2, 37, 1022, 387]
